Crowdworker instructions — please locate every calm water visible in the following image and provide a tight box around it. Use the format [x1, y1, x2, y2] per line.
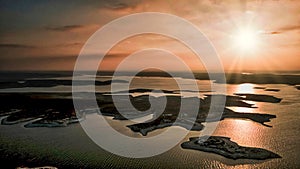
[0, 75, 299, 168]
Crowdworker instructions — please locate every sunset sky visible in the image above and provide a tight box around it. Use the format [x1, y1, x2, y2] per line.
[0, 0, 299, 72]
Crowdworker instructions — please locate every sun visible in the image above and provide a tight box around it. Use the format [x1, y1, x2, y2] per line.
[232, 28, 260, 53]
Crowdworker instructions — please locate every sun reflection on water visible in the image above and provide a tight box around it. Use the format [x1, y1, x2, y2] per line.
[215, 119, 262, 148]
[232, 83, 257, 113]
[217, 83, 262, 146]
[235, 83, 255, 93]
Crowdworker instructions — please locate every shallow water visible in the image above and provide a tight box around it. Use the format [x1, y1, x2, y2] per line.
[0, 75, 299, 168]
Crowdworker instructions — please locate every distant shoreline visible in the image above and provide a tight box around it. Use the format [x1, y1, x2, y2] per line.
[0, 71, 300, 85]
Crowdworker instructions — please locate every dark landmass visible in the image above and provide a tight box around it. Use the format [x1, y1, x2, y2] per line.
[0, 93, 92, 127]
[222, 108, 276, 127]
[204, 94, 255, 108]
[264, 88, 280, 92]
[108, 88, 175, 94]
[1, 108, 83, 128]
[100, 71, 300, 85]
[106, 88, 213, 94]
[295, 86, 300, 90]
[214, 73, 300, 85]
[254, 86, 280, 92]
[0, 79, 128, 89]
[126, 94, 277, 136]
[0, 93, 153, 127]
[127, 116, 204, 136]
[0, 71, 72, 82]
[126, 96, 200, 136]
[99, 95, 153, 120]
[1, 71, 300, 85]
[181, 136, 281, 160]
[254, 86, 266, 89]
[126, 106, 275, 136]
[0, 92, 279, 132]
[234, 93, 282, 103]
[17, 167, 57, 169]
[0, 109, 22, 117]
[173, 90, 213, 93]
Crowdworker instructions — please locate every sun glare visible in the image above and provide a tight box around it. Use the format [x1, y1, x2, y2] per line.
[232, 29, 260, 53]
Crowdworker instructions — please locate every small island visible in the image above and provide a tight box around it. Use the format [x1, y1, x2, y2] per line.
[234, 93, 282, 103]
[253, 86, 280, 92]
[264, 88, 280, 92]
[127, 116, 204, 136]
[107, 88, 175, 94]
[181, 136, 281, 160]
[254, 86, 266, 89]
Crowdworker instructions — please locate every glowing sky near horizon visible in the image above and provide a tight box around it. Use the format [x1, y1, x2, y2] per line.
[0, 0, 299, 72]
